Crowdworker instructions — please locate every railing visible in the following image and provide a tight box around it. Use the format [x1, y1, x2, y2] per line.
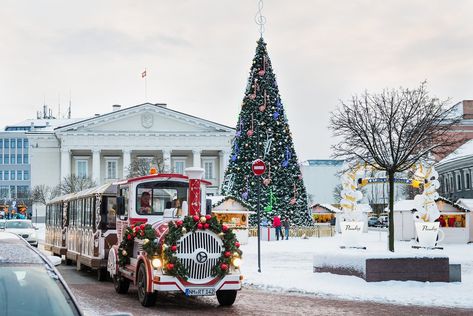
[248, 224, 336, 238]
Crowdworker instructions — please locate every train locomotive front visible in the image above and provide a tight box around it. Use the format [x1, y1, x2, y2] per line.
[107, 167, 243, 307]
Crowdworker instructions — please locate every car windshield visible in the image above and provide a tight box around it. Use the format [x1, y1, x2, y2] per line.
[0, 265, 80, 316]
[5, 221, 32, 229]
[0, 222, 5, 229]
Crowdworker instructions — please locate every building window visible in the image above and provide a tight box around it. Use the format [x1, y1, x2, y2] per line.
[457, 173, 462, 191]
[106, 159, 118, 179]
[17, 154, 22, 164]
[17, 170, 22, 181]
[202, 159, 215, 179]
[10, 139, 15, 148]
[450, 175, 454, 192]
[4, 171, 9, 181]
[0, 171, 2, 180]
[17, 139, 22, 148]
[23, 170, 29, 180]
[10, 186, 16, 199]
[10, 154, 15, 164]
[465, 172, 471, 190]
[4, 155, 9, 164]
[0, 155, 3, 164]
[76, 160, 88, 178]
[10, 170, 15, 180]
[0, 186, 8, 199]
[0, 139, 2, 148]
[23, 139, 28, 148]
[173, 160, 186, 174]
[17, 186, 29, 199]
[23, 154, 28, 164]
[4, 139, 9, 148]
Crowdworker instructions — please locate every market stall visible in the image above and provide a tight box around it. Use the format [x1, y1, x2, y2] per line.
[393, 197, 471, 243]
[210, 196, 255, 244]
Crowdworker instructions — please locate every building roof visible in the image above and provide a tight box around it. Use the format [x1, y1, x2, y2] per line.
[55, 103, 234, 132]
[4, 118, 85, 132]
[437, 139, 473, 165]
[302, 160, 344, 167]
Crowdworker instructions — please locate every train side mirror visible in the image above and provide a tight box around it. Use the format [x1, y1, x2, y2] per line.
[116, 196, 125, 216]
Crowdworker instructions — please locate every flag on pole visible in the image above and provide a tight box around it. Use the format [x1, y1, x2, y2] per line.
[141, 70, 147, 78]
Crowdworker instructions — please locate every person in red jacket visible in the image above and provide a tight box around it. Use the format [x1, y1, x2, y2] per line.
[273, 215, 283, 240]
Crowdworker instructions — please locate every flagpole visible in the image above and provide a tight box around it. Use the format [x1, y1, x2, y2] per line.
[144, 68, 147, 101]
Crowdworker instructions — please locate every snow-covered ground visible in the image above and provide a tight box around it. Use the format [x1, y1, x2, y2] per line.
[36, 225, 473, 308]
[240, 231, 473, 308]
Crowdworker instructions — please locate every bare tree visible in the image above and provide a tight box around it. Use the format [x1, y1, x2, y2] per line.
[330, 82, 462, 251]
[126, 157, 164, 178]
[59, 175, 96, 195]
[31, 184, 51, 205]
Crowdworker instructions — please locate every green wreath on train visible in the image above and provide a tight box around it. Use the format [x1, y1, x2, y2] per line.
[117, 215, 243, 281]
[162, 214, 242, 280]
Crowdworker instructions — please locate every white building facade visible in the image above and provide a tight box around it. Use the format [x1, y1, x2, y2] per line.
[28, 103, 234, 220]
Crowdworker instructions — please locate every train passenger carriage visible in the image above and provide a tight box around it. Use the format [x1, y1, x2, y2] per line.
[44, 193, 75, 256]
[46, 183, 118, 280]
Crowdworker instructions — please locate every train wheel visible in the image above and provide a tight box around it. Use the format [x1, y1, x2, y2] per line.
[113, 274, 130, 294]
[97, 267, 108, 282]
[216, 290, 237, 306]
[137, 263, 157, 307]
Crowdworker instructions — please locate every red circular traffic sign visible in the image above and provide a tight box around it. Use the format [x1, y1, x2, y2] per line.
[252, 159, 266, 176]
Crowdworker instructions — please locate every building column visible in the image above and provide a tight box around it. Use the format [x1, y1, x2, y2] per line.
[162, 149, 171, 173]
[219, 150, 230, 191]
[60, 148, 71, 181]
[192, 149, 201, 168]
[122, 149, 131, 178]
[92, 149, 101, 184]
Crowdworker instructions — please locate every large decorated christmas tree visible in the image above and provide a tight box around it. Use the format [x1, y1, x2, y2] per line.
[221, 38, 311, 226]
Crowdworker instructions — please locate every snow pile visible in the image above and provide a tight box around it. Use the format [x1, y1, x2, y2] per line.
[240, 232, 473, 308]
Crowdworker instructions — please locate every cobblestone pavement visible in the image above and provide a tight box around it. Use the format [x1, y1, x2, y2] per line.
[58, 265, 473, 316]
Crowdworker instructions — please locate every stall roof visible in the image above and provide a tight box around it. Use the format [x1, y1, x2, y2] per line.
[454, 199, 473, 212]
[311, 203, 341, 213]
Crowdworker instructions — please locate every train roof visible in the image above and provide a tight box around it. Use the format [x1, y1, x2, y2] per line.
[48, 182, 117, 204]
[114, 173, 212, 186]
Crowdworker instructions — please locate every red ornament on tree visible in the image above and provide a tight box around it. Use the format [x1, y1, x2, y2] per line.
[205, 214, 211, 221]
[127, 234, 132, 240]
[167, 263, 174, 270]
[247, 129, 254, 137]
[259, 105, 266, 112]
[193, 215, 200, 222]
[220, 263, 228, 271]
[140, 224, 145, 230]
[235, 242, 240, 248]
[171, 245, 177, 252]
[224, 251, 231, 258]
[197, 223, 203, 229]
[263, 178, 271, 186]
[204, 223, 210, 229]
[290, 197, 296, 205]
[258, 69, 265, 76]
[222, 225, 228, 232]
[176, 220, 183, 227]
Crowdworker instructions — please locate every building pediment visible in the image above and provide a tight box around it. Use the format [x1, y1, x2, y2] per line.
[55, 103, 234, 135]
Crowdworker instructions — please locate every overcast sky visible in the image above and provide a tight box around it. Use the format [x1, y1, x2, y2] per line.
[2, 0, 473, 161]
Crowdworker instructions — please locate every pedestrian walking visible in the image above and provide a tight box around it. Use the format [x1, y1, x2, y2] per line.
[273, 215, 283, 240]
[283, 217, 290, 240]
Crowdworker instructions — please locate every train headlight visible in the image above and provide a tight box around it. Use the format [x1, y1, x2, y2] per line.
[152, 257, 162, 269]
[232, 258, 242, 268]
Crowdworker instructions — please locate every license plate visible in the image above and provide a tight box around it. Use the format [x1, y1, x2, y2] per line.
[185, 287, 216, 296]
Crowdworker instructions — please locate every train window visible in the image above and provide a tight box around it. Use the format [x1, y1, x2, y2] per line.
[119, 187, 129, 219]
[136, 182, 188, 216]
[105, 197, 117, 229]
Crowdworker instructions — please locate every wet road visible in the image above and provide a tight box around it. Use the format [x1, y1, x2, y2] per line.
[57, 265, 473, 316]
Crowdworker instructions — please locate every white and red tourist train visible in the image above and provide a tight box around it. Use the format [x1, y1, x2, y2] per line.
[45, 167, 242, 307]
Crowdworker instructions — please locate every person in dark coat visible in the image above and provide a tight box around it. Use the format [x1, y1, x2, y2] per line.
[282, 217, 290, 240]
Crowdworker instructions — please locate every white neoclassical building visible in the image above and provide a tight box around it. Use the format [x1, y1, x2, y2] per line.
[28, 103, 234, 219]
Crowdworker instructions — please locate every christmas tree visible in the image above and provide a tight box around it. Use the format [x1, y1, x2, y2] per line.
[221, 38, 311, 226]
